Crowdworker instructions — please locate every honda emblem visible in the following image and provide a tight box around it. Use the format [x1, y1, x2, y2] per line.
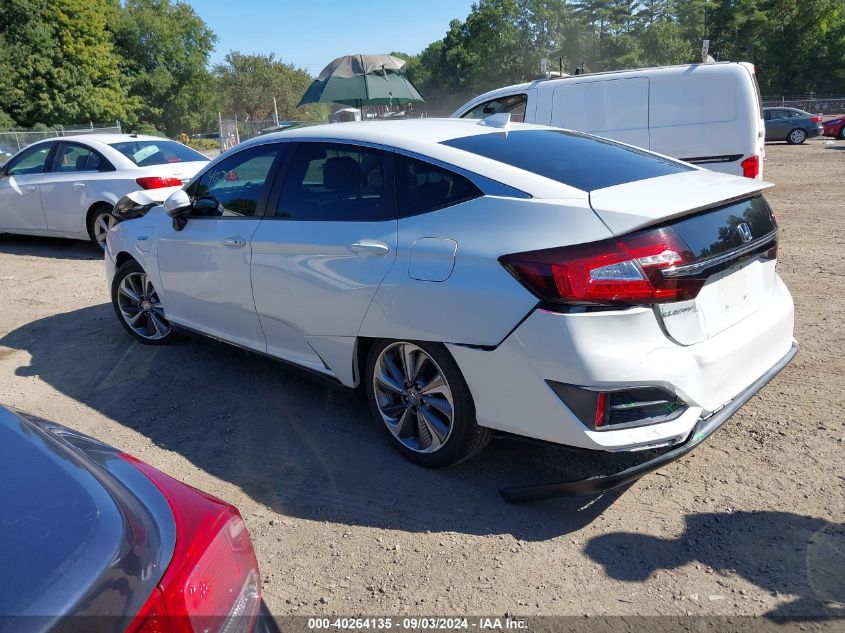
[736, 222, 753, 243]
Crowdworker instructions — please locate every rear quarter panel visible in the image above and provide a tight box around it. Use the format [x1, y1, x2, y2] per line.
[359, 195, 611, 346]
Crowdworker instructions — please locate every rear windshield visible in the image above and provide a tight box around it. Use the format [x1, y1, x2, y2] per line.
[109, 140, 207, 166]
[440, 130, 693, 192]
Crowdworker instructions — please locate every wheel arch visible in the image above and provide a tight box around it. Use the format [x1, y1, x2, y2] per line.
[115, 251, 137, 269]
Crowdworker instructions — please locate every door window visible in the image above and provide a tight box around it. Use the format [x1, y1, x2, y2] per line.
[189, 144, 282, 217]
[51, 143, 111, 172]
[395, 155, 482, 217]
[460, 94, 527, 122]
[5, 144, 53, 176]
[275, 142, 394, 221]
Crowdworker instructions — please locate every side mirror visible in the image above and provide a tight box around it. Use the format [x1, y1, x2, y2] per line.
[164, 189, 191, 231]
[164, 189, 191, 217]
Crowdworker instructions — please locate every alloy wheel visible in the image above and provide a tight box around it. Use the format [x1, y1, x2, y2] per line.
[116, 272, 172, 340]
[93, 211, 117, 248]
[789, 129, 806, 144]
[372, 342, 455, 454]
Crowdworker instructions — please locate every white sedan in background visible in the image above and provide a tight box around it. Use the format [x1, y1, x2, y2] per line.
[105, 118, 797, 501]
[0, 134, 208, 247]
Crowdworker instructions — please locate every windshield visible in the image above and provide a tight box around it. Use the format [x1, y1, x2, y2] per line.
[441, 129, 693, 192]
[109, 140, 208, 166]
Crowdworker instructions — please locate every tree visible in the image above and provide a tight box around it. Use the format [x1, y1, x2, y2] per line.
[213, 52, 327, 122]
[0, 0, 129, 127]
[112, 0, 217, 136]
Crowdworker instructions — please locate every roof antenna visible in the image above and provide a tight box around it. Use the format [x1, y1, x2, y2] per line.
[478, 112, 511, 130]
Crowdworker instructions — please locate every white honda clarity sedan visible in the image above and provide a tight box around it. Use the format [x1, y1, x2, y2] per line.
[104, 118, 797, 498]
[0, 134, 208, 247]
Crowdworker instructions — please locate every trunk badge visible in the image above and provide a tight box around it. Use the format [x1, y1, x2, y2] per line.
[736, 223, 753, 243]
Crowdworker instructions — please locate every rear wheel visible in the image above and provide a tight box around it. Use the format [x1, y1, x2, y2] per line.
[787, 128, 807, 145]
[838, 126, 845, 140]
[365, 339, 490, 468]
[87, 204, 117, 249]
[111, 259, 176, 345]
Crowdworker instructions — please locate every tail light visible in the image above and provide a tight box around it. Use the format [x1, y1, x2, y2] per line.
[136, 176, 183, 190]
[740, 155, 760, 179]
[809, 115, 822, 123]
[500, 226, 705, 306]
[121, 454, 261, 633]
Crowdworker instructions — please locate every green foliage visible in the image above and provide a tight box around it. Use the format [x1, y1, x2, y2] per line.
[213, 52, 328, 123]
[0, 0, 130, 127]
[112, 0, 217, 136]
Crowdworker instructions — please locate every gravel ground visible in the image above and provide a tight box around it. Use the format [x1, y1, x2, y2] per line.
[0, 140, 843, 619]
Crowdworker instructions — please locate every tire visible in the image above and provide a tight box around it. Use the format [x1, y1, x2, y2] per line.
[111, 259, 177, 345]
[786, 128, 807, 145]
[365, 339, 491, 468]
[838, 126, 845, 140]
[87, 204, 117, 249]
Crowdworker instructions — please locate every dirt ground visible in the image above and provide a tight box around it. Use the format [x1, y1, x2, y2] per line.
[0, 140, 843, 620]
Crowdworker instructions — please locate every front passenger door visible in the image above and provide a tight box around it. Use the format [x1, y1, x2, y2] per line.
[0, 143, 53, 233]
[155, 142, 285, 351]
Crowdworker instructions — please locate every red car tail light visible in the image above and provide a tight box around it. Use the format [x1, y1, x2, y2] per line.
[500, 226, 705, 306]
[740, 155, 760, 179]
[809, 115, 823, 123]
[136, 177, 183, 190]
[121, 454, 261, 633]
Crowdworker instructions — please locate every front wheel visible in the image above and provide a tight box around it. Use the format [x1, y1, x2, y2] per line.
[787, 128, 807, 144]
[838, 126, 845, 140]
[111, 259, 177, 345]
[365, 339, 490, 468]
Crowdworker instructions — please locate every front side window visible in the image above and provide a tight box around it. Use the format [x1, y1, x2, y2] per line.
[52, 143, 110, 173]
[109, 140, 208, 166]
[460, 94, 527, 122]
[441, 129, 693, 192]
[275, 142, 394, 221]
[5, 144, 53, 176]
[395, 155, 482, 217]
[189, 144, 281, 217]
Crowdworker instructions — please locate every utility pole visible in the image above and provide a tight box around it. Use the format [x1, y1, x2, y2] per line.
[273, 97, 280, 126]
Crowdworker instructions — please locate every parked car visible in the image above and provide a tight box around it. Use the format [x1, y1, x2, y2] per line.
[104, 119, 797, 497]
[822, 115, 845, 140]
[0, 134, 208, 247]
[453, 62, 766, 179]
[763, 107, 823, 144]
[0, 404, 278, 632]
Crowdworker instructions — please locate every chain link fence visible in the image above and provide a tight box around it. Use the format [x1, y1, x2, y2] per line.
[762, 96, 845, 115]
[0, 122, 123, 159]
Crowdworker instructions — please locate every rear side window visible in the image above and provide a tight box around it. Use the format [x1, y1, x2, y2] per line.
[395, 155, 482, 217]
[52, 143, 112, 173]
[275, 142, 394, 221]
[109, 140, 207, 166]
[441, 130, 692, 192]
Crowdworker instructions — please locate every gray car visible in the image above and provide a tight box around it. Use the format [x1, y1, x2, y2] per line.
[763, 107, 823, 144]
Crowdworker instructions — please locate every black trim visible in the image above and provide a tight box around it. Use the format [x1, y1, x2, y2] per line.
[680, 153, 742, 165]
[500, 341, 798, 503]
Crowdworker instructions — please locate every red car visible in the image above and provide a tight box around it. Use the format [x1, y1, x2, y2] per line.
[823, 116, 845, 139]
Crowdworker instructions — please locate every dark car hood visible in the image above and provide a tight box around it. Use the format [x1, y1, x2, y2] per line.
[0, 408, 175, 631]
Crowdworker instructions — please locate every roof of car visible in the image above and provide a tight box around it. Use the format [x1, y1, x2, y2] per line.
[51, 134, 169, 144]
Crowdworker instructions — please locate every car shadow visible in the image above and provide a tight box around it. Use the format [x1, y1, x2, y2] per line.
[585, 511, 845, 617]
[0, 234, 103, 260]
[0, 303, 654, 541]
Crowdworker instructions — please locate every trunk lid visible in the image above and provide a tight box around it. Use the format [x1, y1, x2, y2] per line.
[589, 172, 779, 344]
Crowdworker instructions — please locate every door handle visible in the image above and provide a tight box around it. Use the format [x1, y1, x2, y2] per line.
[73, 182, 86, 190]
[350, 239, 391, 256]
[222, 236, 246, 249]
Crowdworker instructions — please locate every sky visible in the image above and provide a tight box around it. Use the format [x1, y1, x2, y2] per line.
[185, 0, 476, 75]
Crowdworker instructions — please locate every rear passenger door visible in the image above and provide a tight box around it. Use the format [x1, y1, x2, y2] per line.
[551, 78, 650, 148]
[249, 141, 397, 374]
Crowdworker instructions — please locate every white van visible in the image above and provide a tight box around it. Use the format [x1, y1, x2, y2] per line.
[452, 62, 765, 179]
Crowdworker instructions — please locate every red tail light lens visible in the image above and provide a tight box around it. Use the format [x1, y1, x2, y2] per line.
[121, 454, 261, 633]
[136, 177, 183, 190]
[809, 115, 822, 123]
[500, 227, 705, 306]
[740, 155, 760, 179]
